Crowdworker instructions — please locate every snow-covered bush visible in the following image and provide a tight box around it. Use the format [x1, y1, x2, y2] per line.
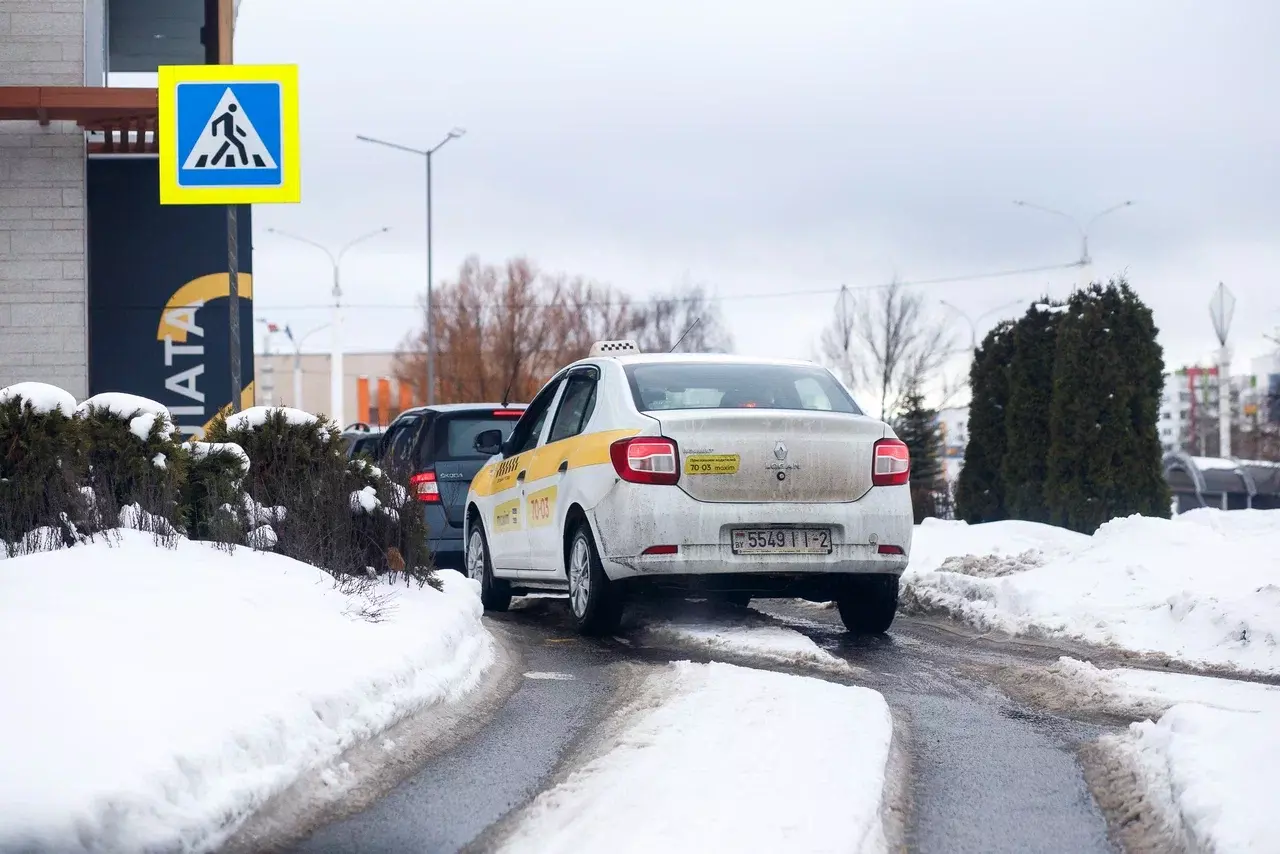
[180, 441, 251, 545]
[76, 393, 187, 532]
[0, 383, 87, 555]
[205, 406, 432, 584]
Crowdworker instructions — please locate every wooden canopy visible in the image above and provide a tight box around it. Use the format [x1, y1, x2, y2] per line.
[0, 86, 159, 153]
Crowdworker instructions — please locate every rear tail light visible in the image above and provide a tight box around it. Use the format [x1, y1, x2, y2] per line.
[872, 439, 910, 486]
[641, 544, 679, 555]
[409, 471, 441, 503]
[877, 544, 905, 555]
[491, 409, 524, 417]
[610, 437, 680, 485]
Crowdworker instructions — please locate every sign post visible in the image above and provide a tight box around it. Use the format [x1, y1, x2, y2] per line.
[157, 63, 301, 414]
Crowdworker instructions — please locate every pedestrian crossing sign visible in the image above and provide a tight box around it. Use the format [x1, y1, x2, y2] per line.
[158, 64, 301, 205]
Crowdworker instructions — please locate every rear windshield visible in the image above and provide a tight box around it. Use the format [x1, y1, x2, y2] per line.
[437, 415, 522, 460]
[624, 363, 862, 415]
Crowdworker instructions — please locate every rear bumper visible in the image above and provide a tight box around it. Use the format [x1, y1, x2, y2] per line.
[587, 480, 913, 582]
[424, 504, 465, 570]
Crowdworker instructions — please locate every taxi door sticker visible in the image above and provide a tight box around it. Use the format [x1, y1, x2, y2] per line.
[684, 454, 740, 475]
[527, 486, 557, 528]
[494, 498, 522, 533]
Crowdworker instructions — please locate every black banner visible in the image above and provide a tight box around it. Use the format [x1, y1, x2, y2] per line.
[87, 158, 254, 438]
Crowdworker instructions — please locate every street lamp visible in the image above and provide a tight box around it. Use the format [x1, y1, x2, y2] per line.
[356, 127, 466, 405]
[1013, 199, 1135, 289]
[264, 226, 391, 422]
[939, 298, 1026, 350]
[279, 322, 331, 411]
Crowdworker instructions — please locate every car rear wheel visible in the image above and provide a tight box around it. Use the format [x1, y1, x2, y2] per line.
[467, 523, 511, 613]
[567, 523, 624, 636]
[836, 574, 899, 634]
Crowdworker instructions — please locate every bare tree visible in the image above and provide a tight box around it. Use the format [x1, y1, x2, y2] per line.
[394, 257, 654, 405]
[627, 281, 733, 353]
[819, 280, 956, 420]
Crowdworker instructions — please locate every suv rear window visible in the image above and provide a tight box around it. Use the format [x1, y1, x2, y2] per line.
[436, 414, 522, 461]
[624, 363, 862, 414]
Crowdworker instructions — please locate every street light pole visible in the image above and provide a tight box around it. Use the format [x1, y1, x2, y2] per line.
[939, 298, 1025, 351]
[356, 128, 466, 405]
[1013, 199, 1135, 289]
[280, 322, 330, 410]
[264, 227, 391, 422]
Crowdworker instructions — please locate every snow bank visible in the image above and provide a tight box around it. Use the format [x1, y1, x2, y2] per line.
[0, 531, 493, 853]
[903, 510, 1280, 675]
[498, 661, 892, 854]
[1053, 660, 1280, 854]
[0, 381, 77, 416]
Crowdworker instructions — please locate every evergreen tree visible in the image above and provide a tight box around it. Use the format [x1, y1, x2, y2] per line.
[955, 320, 1016, 523]
[1002, 299, 1065, 522]
[1045, 278, 1170, 533]
[895, 382, 943, 522]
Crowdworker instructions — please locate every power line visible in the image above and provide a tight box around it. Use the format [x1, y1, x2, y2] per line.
[252, 260, 1080, 313]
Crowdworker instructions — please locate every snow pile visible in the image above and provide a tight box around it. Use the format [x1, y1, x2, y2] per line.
[638, 606, 855, 674]
[350, 485, 380, 514]
[0, 531, 493, 853]
[904, 510, 1280, 675]
[498, 661, 892, 854]
[0, 381, 77, 416]
[225, 406, 330, 440]
[1053, 660, 1280, 854]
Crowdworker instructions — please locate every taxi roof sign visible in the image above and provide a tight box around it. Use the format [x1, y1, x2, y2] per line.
[589, 340, 642, 357]
[158, 63, 301, 205]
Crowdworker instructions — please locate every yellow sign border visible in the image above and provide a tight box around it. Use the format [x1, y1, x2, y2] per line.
[158, 63, 301, 205]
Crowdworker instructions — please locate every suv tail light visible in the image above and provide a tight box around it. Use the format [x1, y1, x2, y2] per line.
[491, 409, 524, 418]
[409, 471, 441, 503]
[872, 439, 910, 486]
[610, 437, 680, 485]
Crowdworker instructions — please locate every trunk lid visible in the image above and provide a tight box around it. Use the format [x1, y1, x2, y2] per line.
[427, 411, 523, 527]
[656, 410, 887, 503]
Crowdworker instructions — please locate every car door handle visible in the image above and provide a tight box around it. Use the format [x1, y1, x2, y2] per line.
[558, 460, 569, 474]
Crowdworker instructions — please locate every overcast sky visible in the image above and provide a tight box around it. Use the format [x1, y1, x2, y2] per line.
[232, 0, 1280, 380]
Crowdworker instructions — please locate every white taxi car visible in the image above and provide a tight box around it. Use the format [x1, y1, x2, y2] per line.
[463, 341, 914, 636]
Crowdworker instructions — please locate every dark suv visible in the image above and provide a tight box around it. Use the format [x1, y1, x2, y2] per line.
[377, 403, 526, 569]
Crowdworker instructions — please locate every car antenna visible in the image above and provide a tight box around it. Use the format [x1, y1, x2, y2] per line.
[501, 380, 513, 408]
[669, 316, 703, 352]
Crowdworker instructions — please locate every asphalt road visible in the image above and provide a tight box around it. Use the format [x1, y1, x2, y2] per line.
[277, 596, 1123, 854]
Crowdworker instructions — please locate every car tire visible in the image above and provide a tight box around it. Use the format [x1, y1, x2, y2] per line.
[566, 522, 625, 636]
[467, 522, 511, 613]
[836, 574, 899, 634]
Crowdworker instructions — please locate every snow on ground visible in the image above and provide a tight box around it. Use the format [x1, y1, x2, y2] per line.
[0, 531, 493, 853]
[497, 661, 892, 854]
[0, 381, 77, 416]
[1052, 659, 1280, 854]
[636, 604, 855, 674]
[903, 509, 1280, 675]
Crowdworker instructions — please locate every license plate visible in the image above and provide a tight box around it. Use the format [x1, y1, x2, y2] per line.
[731, 527, 832, 555]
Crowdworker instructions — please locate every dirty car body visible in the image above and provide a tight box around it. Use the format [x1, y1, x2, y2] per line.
[464, 345, 914, 635]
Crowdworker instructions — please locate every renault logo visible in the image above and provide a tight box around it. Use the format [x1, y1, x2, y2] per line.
[774, 441, 788, 461]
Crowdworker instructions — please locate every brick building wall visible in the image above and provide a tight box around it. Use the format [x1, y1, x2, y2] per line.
[0, 0, 89, 398]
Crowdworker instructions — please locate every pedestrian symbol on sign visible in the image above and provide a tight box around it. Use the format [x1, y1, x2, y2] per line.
[182, 87, 278, 171]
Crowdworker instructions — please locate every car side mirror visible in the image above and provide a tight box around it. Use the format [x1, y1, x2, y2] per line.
[474, 429, 504, 457]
